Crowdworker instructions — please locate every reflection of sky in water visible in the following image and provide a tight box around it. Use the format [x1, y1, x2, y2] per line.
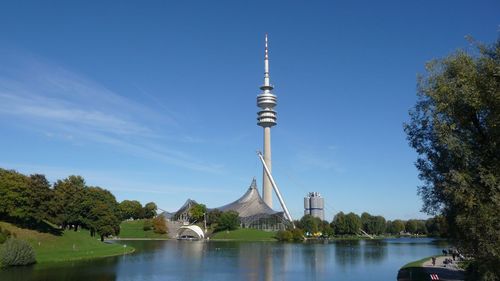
[0, 238, 446, 281]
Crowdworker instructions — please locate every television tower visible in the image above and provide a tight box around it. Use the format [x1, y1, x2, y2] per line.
[257, 34, 277, 208]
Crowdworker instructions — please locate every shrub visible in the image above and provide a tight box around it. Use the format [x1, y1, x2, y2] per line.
[291, 229, 305, 242]
[215, 211, 240, 232]
[0, 226, 13, 244]
[276, 230, 293, 242]
[0, 238, 36, 267]
[143, 219, 153, 231]
[152, 216, 168, 234]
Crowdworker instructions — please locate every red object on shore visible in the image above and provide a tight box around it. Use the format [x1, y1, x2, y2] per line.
[430, 273, 440, 280]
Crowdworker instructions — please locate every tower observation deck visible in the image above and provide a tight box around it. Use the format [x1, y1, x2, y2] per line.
[257, 34, 277, 208]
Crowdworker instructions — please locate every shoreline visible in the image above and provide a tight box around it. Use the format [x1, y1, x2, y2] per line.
[34, 248, 136, 266]
[110, 237, 170, 241]
[398, 255, 465, 281]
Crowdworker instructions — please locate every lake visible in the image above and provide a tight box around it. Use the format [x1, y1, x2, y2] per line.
[0, 238, 447, 281]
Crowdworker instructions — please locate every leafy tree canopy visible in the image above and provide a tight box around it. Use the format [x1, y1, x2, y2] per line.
[188, 203, 206, 223]
[119, 200, 143, 220]
[215, 211, 240, 232]
[143, 202, 157, 219]
[404, 38, 500, 280]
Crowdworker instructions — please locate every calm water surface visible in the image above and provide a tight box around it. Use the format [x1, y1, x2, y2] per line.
[0, 238, 447, 281]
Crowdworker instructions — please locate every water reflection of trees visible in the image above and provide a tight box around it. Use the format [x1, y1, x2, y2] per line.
[363, 240, 388, 264]
[334, 240, 362, 266]
[0, 259, 118, 281]
[300, 242, 331, 280]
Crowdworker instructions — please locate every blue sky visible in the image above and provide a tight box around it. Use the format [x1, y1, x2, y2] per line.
[0, 1, 498, 221]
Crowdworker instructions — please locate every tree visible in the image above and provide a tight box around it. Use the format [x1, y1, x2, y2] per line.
[119, 200, 143, 220]
[152, 216, 168, 234]
[83, 187, 121, 238]
[361, 212, 386, 235]
[405, 220, 418, 234]
[426, 216, 448, 237]
[360, 212, 371, 233]
[344, 212, 362, 235]
[416, 220, 427, 234]
[332, 212, 347, 235]
[387, 219, 405, 234]
[0, 169, 30, 222]
[51, 175, 87, 230]
[27, 174, 52, 223]
[207, 209, 222, 226]
[188, 203, 206, 223]
[320, 220, 334, 237]
[89, 202, 121, 241]
[0, 170, 52, 224]
[332, 212, 361, 235]
[299, 215, 321, 235]
[404, 39, 499, 280]
[215, 211, 240, 232]
[143, 202, 157, 219]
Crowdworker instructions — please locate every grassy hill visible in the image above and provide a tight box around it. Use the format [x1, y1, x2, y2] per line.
[0, 221, 134, 264]
[210, 228, 277, 241]
[118, 219, 169, 239]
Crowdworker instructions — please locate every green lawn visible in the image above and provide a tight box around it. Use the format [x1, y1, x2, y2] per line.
[401, 255, 438, 269]
[0, 221, 134, 264]
[210, 228, 277, 241]
[118, 220, 169, 239]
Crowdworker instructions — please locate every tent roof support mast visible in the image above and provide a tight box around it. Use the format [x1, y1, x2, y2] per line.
[257, 151, 295, 229]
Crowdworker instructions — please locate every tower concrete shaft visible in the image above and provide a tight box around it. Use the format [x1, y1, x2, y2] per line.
[263, 127, 272, 207]
[257, 34, 277, 208]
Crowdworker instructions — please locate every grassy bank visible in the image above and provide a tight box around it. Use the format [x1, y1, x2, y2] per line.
[401, 255, 436, 269]
[210, 228, 277, 241]
[0, 221, 134, 264]
[118, 220, 169, 239]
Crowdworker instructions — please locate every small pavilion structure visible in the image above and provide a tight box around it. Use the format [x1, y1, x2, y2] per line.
[177, 225, 205, 239]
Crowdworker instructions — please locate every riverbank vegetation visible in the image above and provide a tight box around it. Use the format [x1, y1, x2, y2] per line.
[401, 255, 438, 269]
[274, 212, 448, 242]
[0, 168, 158, 266]
[404, 38, 499, 280]
[0, 221, 133, 265]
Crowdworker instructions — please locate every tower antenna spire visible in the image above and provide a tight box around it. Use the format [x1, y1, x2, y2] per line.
[264, 33, 270, 87]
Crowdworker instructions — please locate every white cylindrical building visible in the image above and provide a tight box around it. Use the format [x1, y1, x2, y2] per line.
[257, 34, 277, 208]
[304, 192, 325, 221]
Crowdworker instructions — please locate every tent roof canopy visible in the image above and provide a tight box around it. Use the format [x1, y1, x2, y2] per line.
[215, 178, 279, 217]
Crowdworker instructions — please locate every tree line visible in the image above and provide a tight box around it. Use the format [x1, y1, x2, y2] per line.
[276, 212, 448, 241]
[0, 168, 158, 241]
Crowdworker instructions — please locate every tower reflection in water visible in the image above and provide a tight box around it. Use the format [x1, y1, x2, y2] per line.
[236, 242, 280, 281]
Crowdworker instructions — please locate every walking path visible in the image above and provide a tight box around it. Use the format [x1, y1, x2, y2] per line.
[398, 255, 465, 281]
[422, 256, 462, 271]
[166, 221, 183, 239]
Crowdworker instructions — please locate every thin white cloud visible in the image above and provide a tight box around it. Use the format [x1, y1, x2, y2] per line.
[0, 91, 150, 136]
[294, 148, 344, 173]
[0, 50, 223, 174]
